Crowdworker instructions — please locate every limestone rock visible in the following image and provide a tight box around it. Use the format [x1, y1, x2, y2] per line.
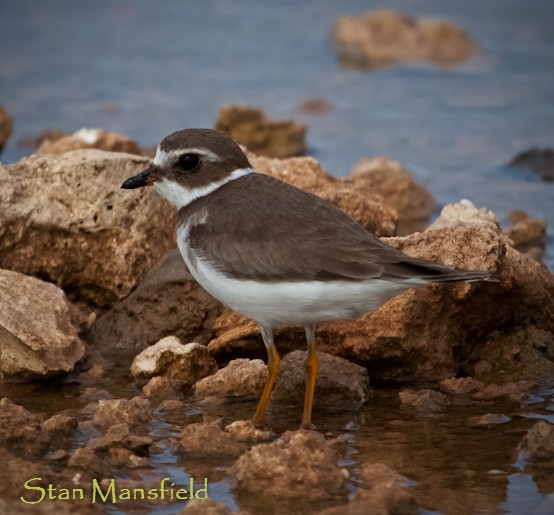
[88, 249, 223, 354]
[466, 413, 511, 428]
[520, 421, 554, 461]
[399, 389, 450, 412]
[0, 104, 13, 151]
[179, 419, 245, 458]
[321, 463, 417, 515]
[67, 448, 112, 478]
[439, 377, 484, 395]
[509, 148, 554, 182]
[250, 153, 398, 236]
[0, 150, 175, 307]
[0, 269, 85, 381]
[42, 414, 78, 434]
[232, 430, 347, 500]
[224, 420, 271, 444]
[86, 423, 152, 453]
[216, 105, 306, 158]
[348, 157, 435, 234]
[504, 210, 547, 260]
[332, 10, 476, 70]
[194, 359, 267, 400]
[37, 127, 143, 155]
[131, 336, 217, 384]
[271, 350, 370, 413]
[0, 398, 49, 458]
[92, 397, 151, 429]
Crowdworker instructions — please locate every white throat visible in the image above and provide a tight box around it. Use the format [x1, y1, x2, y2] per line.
[153, 168, 254, 210]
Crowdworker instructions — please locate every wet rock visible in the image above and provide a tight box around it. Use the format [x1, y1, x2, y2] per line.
[0, 398, 49, 458]
[67, 447, 112, 478]
[86, 423, 152, 453]
[179, 419, 245, 458]
[232, 430, 347, 500]
[131, 336, 217, 384]
[0, 150, 175, 307]
[504, 210, 547, 260]
[37, 127, 143, 155]
[142, 375, 183, 398]
[0, 448, 53, 501]
[332, 10, 476, 70]
[0, 104, 13, 151]
[224, 420, 272, 443]
[88, 249, 223, 354]
[216, 105, 306, 158]
[348, 156, 435, 234]
[107, 447, 150, 469]
[42, 414, 78, 434]
[179, 499, 234, 515]
[321, 463, 417, 515]
[439, 377, 485, 395]
[250, 153, 398, 236]
[509, 147, 554, 182]
[194, 359, 267, 400]
[208, 200, 554, 384]
[520, 421, 554, 461]
[471, 381, 537, 402]
[466, 413, 511, 428]
[0, 269, 86, 381]
[92, 397, 151, 429]
[271, 350, 370, 413]
[399, 389, 450, 412]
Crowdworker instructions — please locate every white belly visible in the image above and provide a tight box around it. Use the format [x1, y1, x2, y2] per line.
[177, 228, 419, 328]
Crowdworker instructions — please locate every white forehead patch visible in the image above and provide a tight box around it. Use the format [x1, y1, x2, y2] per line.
[153, 146, 220, 167]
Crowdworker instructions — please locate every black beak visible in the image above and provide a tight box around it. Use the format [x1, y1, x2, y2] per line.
[121, 166, 159, 189]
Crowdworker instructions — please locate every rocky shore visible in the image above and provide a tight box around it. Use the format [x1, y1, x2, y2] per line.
[1, 126, 553, 514]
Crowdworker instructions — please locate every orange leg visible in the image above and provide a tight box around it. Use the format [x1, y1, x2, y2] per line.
[252, 325, 280, 428]
[301, 324, 318, 429]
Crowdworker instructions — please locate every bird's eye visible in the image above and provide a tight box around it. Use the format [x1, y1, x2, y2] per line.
[178, 153, 200, 171]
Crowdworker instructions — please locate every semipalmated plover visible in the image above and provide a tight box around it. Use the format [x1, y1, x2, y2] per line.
[122, 128, 493, 428]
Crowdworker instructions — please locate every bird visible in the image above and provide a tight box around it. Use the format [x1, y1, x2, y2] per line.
[121, 128, 493, 429]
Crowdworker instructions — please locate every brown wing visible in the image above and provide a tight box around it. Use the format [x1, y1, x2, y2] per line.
[181, 174, 489, 283]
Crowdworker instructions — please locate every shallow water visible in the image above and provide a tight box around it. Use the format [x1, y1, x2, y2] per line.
[1, 0, 553, 267]
[2, 374, 554, 515]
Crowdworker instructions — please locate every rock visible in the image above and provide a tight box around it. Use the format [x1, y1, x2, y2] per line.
[37, 127, 143, 156]
[232, 430, 347, 500]
[439, 377, 484, 395]
[509, 148, 554, 182]
[107, 447, 150, 469]
[0, 269, 86, 381]
[88, 249, 223, 355]
[0, 398, 49, 458]
[332, 10, 476, 70]
[0, 104, 13, 151]
[86, 423, 152, 452]
[131, 336, 217, 384]
[466, 413, 511, 428]
[520, 421, 554, 461]
[142, 375, 183, 398]
[348, 157, 435, 234]
[471, 381, 537, 402]
[194, 359, 267, 400]
[399, 389, 450, 412]
[67, 448, 112, 478]
[179, 499, 234, 515]
[179, 419, 245, 458]
[250, 153, 398, 236]
[0, 150, 175, 307]
[224, 420, 272, 443]
[16, 128, 66, 150]
[215, 105, 306, 158]
[42, 414, 78, 433]
[321, 463, 417, 515]
[92, 397, 151, 429]
[503, 210, 547, 260]
[271, 351, 370, 413]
